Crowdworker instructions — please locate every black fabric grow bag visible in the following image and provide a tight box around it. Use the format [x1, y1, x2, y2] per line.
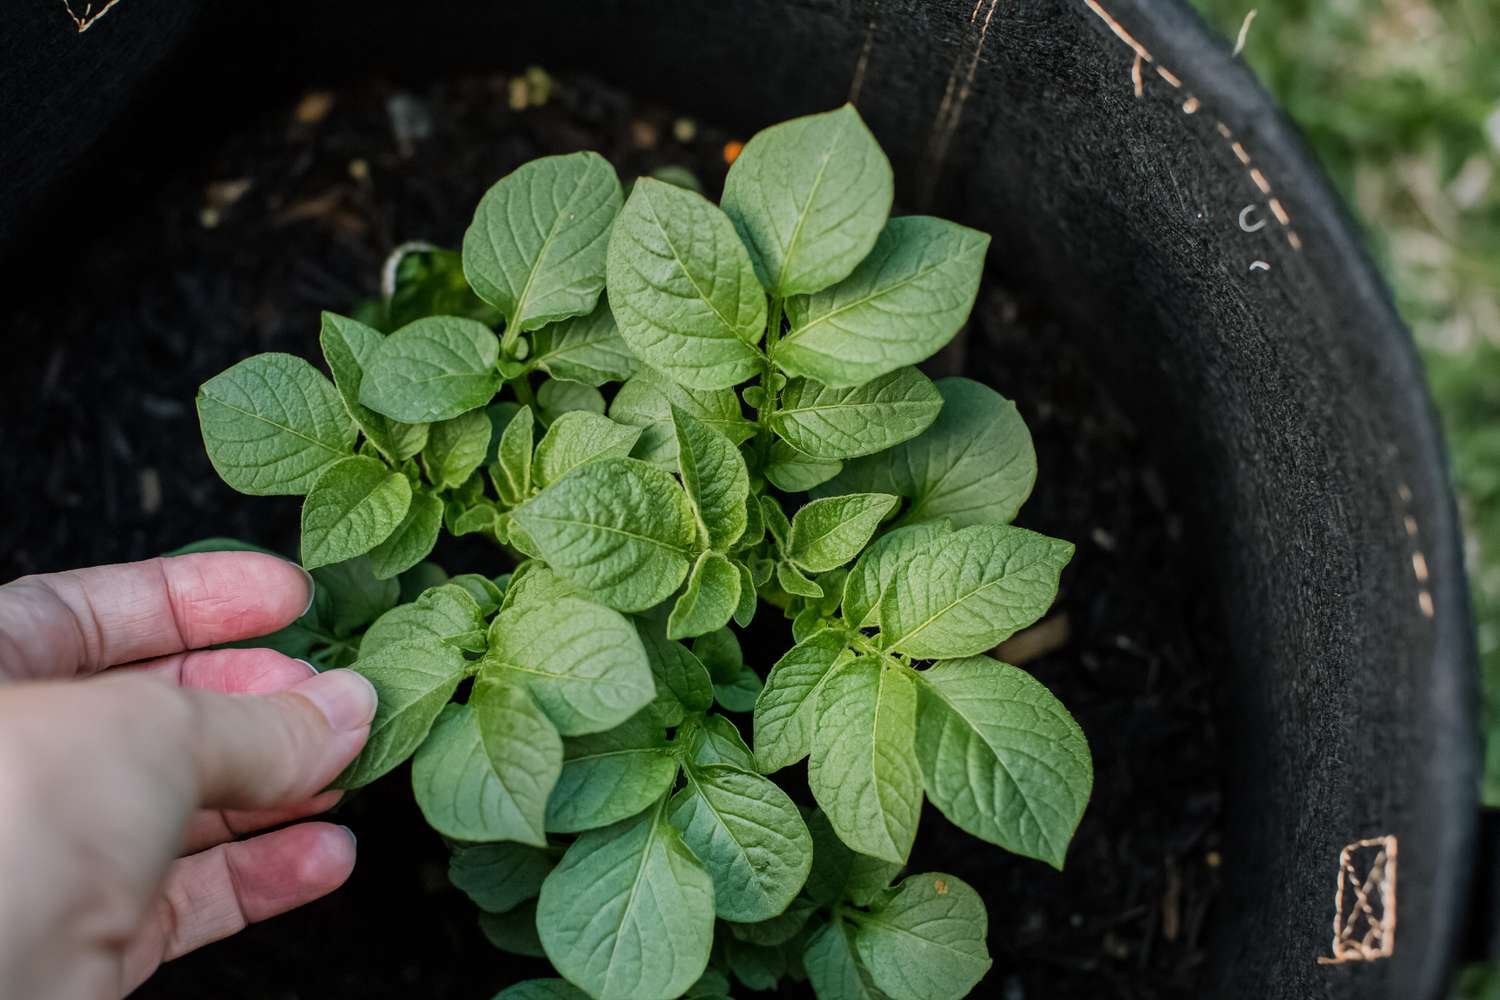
[0, 1, 1480, 998]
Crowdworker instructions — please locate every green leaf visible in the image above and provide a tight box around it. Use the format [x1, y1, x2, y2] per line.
[841, 521, 953, 630]
[684, 713, 756, 770]
[480, 904, 547, 958]
[786, 493, 898, 573]
[386, 247, 503, 329]
[724, 935, 786, 992]
[668, 551, 742, 640]
[450, 842, 554, 914]
[672, 407, 750, 551]
[728, 894, 818, 947]
[764, 440, 844, 493]
[366, 490, 444, 580]
[545, 715, 678, 833]
[753, 629, 851, 773]
[299, 456, 413, 570]
[683, 968, 731, 998]
[669, 763, 813, 922]
[397, 560, 449, 602]
[733, 559, 758, 628]
[802, 807, 901, 908]
[776, 218, 989, 387]
[761, 495, 791, 549]
[879, 524, 1072, 659]
[635, 615, 715, 726]
[804, 920, 883, 1000]
[422, 409, 491, 490]
[482, 595, 656, 736]
[850, 873, 991, 1000]
[528, 300, 639, 386]
[513, 458, 698, 612]
[335, 639, 466, 788]
[360, 316, 502, 423]
[463, 152, 622, 331]
[819, 378, 1036, 528]
[502, 562, 580, 612]
[319, 312, 430, 463]
[808, 658, 922, 863]
[489, 978, 589, 1000]
[915, 656, 1092, 868]
[197, 353, 357, 496]
[309, 556, 400, 636]
[492, 404, 535, 506]
[777, 560, 824, 600]
[537, 799, 715, 1000]
[694, 628, 761, 712]
[532, 411, 641, 487]
[773, 368, 942, 461]
[721, 104, 894, 298]
[410, 702, 558, 844]
[609, 367, 754, 470]
[536, 378, 606, 422]
[606, 178, 766, 390]
[450, 572, 505, 615]
[472, 674, 566, 846]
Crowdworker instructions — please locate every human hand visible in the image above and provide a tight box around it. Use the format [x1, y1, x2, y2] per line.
[0, 552, 376, 1000]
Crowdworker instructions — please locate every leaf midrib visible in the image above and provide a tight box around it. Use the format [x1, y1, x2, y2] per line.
[202, 394, 346, 459]
[507, 166, 594, 329]
[641, 186, 751, 342]
[781, 245, 973, 346]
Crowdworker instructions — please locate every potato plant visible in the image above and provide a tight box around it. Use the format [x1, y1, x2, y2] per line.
[196, 105, 1092, 1000]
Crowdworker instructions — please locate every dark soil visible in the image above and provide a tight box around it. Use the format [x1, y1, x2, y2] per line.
[1, 72, 1225, 1000]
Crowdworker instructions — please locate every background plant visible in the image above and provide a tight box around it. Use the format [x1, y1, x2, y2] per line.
[196, 105, 1091, 1000]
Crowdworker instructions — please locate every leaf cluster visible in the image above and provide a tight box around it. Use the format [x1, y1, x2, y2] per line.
[195, 105, 1091, 1000]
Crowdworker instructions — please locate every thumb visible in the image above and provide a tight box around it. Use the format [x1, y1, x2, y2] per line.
[177, 667, 376, 811]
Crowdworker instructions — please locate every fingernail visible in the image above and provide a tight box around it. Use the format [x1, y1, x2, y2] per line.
[338, 824, 357, 848]
[294, 564, 317, 617]
[294, 658, 319, 678]
[293, 669, 377, 731]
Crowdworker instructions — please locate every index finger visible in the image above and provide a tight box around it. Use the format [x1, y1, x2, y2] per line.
[0, 552, 314, 680]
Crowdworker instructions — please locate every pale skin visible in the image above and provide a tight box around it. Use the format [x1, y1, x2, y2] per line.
[0, 552, 378, 999]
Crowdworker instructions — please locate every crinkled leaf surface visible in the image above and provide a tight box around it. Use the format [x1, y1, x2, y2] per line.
[513, 458, 698, 612]
[545, 714, 678, 833]
[365, 489, 444, 580]
[608, 367, 754, 470]
[820, 378, 1035, 528]
[803, 920, 883, 1000]
[672, 407, 750, 550]
[879, 524, 1072, 659]
[776, 217, 988, 387]
[360, 316, 502, 423]
[463, 152, 622, 331]
[753, 628, 850, 773]
[606, 178, 765, 390]
[841, 521, 953, 630]
[532, 411, 642, 487]
[764, 440, 844, 494]
[667, 551, 742, 640]
[481, 595, 655, 737]
[197, 353, 356, 496]
[537, 800, 715, 1000]
[411, 701, 559, 845]
[423, 409, 492, 490]
[851, 873, 991, 1000]
[772, 368, 941, 461]
[472, 673, 566, 846]
[528, 300, 639, 386]
[319, 312, 429, 462]
[808, 658, 922, 863]
[669, 763, 813, 922]
[335, 638, 466, 788]
[786, 493, 897, 574]
[721, 104, 893, 297]
[299, 456, 413, 570]
[915, 656, 1092, 868]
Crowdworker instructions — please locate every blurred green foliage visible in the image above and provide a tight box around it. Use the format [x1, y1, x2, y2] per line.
[1189, 0, 1499, 986]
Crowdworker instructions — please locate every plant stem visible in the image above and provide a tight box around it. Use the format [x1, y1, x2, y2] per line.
[755, 297, 784, 464]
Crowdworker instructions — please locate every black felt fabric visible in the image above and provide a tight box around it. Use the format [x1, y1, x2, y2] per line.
[0, 2, 1479, 997]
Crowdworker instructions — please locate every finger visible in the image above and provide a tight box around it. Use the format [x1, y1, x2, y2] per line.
[182, 668, 376, 811]
[122, 822, 357, 992]
[0, 552, 313, 681]
[130, 646, 318, 694]
[181, 789, 344, 854]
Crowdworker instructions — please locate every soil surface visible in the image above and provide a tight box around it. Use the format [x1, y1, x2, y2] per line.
[1, 72, 1226, 1000]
